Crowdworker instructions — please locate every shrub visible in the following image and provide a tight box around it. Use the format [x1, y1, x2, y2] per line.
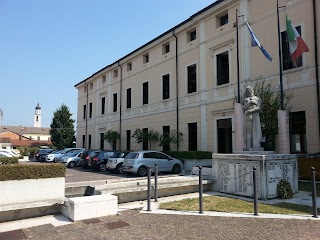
[298, 158, 320, 181]
[277, 180, 293, 199]
[163, 151, 212, 160]
[0, 163, 66, 181]
[0, 157, 19, 164]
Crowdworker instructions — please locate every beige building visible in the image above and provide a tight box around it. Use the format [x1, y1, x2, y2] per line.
[74, 0, 319, 154]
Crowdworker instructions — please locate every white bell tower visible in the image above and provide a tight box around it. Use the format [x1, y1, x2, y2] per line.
[34, 103, 41, 127]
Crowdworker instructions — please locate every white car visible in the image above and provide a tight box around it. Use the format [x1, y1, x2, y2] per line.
[106, 152, 129, 173]
[0, 151, 15, 157]
[0, 149, 19, 157]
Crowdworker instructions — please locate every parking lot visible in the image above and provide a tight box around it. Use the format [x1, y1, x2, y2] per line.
[64, 166, 134, 183]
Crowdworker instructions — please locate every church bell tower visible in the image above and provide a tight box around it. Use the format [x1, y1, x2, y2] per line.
[34, 103, 41, 127]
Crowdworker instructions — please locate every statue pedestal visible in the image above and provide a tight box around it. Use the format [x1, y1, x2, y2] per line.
[211, 153, 298, 200]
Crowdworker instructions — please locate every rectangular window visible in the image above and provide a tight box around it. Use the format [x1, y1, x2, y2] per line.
[90, 82, 93, 90]
[162, 74, 170, 100]
[127, 62, 132, 71]
[113, 69, 118, 78]
[127, 88, 131, 109]
[188, 122, 197, 151]
[143, 82, 149, 105]
[217, 51, 229, 86]
[100, 133, 104, 150]
[102, 75, 106, 84]
[188, 29, 196, 42]
[282, 26, 302, 70]
[143, 128, 148, 150]
[83, 104, 86, 119]
[220, 14, 228, 26]
[89, 102, 92, 118]
[101, 97, 105, 115]
[187, 64, 197, 93]
[126, 130, 131, 150]
[162, 126, 170, 151]
[113, 93, 117, 112]
[143, 53, 149, 63]
[82, 135, 86, 148]
[84, 85, 87, 93]
[88, 134, 92, 150]
[163, 43, 170, 54]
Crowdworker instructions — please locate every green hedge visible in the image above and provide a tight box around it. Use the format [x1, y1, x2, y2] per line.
[0, 163, 66, 181]
[0, 157, 19, 164]
[163, 151, 212, 160]
[298, 158, 320, 181]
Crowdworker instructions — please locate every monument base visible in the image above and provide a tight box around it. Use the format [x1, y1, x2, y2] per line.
[211, 153, 298, 200]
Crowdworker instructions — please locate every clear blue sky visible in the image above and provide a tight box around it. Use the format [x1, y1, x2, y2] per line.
[0, 0, 216, 128]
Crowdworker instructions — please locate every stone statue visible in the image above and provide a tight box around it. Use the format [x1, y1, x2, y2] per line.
[242, 86, 262, 149]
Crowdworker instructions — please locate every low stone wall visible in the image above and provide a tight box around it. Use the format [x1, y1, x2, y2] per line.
[182, 159, 212, 174]
[0, 177, 65, 222]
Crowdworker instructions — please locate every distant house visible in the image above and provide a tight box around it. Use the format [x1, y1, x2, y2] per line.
[0, 126, 52, 148]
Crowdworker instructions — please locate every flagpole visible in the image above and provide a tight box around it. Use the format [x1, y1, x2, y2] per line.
[277, 0, 285, 110]
[236, 9, 240, 103]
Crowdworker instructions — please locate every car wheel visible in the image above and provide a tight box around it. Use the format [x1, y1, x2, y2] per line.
[172, 164, 181, 174]
[137, 166, 147, 177]
[68, 161, 76, 168]
[99, 163, 107, 172]
[115, 163, 123, 174]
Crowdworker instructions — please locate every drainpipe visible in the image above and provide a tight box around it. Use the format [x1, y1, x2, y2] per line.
[173, 31, 179, 151]
[312, 0, 320, 139]
[118, 62, 123, 150]
[85, 82, 88, 149]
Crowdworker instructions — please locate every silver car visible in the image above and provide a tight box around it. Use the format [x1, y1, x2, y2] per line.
[122, 150, 183, 177]
[61, 151, 83, 168]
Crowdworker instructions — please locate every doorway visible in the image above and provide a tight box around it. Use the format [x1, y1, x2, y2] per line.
[217, 118, 232, 153]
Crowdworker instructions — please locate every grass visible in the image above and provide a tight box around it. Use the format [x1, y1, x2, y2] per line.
[159, 195, 319, 215]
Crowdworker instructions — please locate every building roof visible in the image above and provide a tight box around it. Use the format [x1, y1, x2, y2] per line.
[74, 0, 224, 88]
[1, 126, 50, 135]
[35, 103, 41, 110]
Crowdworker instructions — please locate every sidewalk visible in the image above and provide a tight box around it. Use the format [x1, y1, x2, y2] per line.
[1, 191, 320, 234]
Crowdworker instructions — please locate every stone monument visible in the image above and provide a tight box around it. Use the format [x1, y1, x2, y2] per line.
[211, 86, 298, 200]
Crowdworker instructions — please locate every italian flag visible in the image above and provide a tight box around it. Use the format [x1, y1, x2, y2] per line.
[286, 14, 309, 66]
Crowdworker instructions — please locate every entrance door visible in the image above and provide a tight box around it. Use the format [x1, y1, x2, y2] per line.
[217, 118, 232, 153]
[290, 111, 307, 153]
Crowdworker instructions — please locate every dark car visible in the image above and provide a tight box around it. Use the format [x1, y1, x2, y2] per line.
[88, 150, 114, 172]
[34, 148, 54, 162]
[79, 150, 100, 168]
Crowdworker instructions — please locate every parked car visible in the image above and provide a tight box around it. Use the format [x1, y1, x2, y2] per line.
[122, 151, 183, 177]
[53, 149, 82, 163]
[79, 150, 100, 168]
[88, 150, 114, 172]
[60, 150, 83, 168]
[34, 148, 54, 161]
[45, 150, 64, 162]
[0, 149, 20, 157]
[0, 151, 15, 158]
[106, 151, 129, 173]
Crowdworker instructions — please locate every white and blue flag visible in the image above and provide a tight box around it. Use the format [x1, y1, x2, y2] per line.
[245, 19, 272, 62]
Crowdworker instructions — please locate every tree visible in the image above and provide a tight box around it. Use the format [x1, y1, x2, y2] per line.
[253, 80, 293, 150]
[159, 130, 183, 150]
[132, 128, 160, 150]
[50, 104, 75, 149]
[104, 129, 120, 150]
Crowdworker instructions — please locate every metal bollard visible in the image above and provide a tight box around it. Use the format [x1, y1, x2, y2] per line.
[253, 167, 258, 216]
[154, 163, 158, 202]
[147, 166, 151, 211]
[199, 166, 203, 214]
[311, 167, 318, 218]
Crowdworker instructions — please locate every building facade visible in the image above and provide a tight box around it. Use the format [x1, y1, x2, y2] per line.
[74, 0, 320, 154]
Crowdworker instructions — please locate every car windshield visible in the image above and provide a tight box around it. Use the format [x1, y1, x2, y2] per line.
[110, 152, 122, 158]
[125, 152, 139, 159]
[69, 151, 80, 157]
